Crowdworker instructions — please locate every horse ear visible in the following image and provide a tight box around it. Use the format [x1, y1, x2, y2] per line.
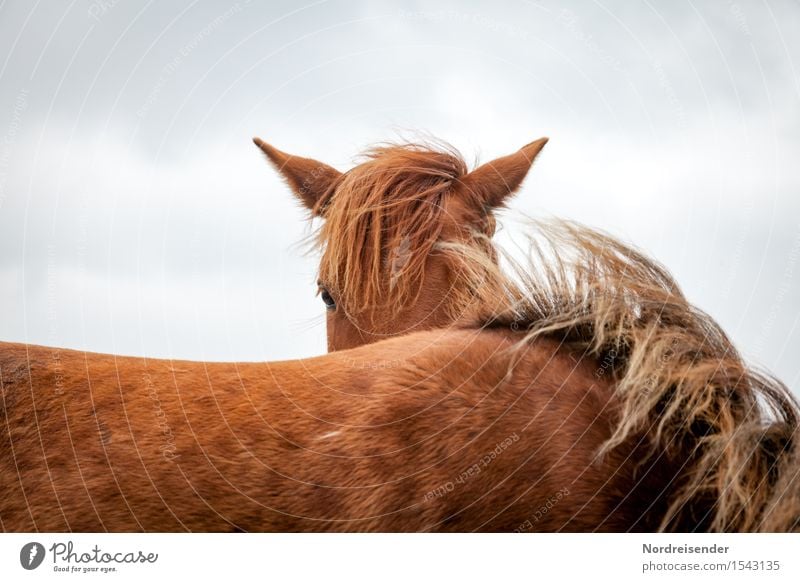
[460, 137, 549, 208]
[253, 137, 342, 214]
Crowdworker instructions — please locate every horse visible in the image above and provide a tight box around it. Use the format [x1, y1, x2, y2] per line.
[0, 136, 797, 532]
[255, 135, 800, 532]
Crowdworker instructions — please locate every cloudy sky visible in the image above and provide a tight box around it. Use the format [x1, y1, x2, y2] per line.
[0, 0, 798, 392]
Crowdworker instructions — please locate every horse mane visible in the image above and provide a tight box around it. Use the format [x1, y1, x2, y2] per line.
[440, 219, 800, 532]
[315, 140, 800, 531]
[316, 141, 468, 321]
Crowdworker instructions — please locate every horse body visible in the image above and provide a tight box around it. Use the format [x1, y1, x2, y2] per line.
[2, 134, 797, 531]
[0, 330, 666, 531]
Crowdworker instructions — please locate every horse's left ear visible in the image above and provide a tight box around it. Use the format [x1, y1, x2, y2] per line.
[253, 137, 342, 215]
[460, 137, 549, 208]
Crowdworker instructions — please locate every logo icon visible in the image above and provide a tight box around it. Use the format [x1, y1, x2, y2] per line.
[20, 542, 46, 570]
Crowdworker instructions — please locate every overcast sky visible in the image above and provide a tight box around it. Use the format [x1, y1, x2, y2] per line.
[0, 0, 798, 392]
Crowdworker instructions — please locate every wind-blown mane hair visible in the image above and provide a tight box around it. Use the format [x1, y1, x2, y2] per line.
[442, 220, 800, 531]
[316, 141, 469, 321]
[313, 140, 799, 531]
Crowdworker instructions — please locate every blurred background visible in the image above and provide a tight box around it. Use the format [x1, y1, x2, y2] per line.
[0, 0, 797, 392]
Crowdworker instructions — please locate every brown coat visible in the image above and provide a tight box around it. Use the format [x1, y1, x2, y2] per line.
[0, 329, 665, 532]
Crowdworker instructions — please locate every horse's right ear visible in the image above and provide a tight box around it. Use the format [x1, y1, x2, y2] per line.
[459, 137, 549, 209]
[253, 137, 342, 215]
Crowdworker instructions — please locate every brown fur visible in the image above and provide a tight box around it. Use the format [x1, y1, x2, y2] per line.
[1, 136, 797, 532]
[1, 332, 668, 531]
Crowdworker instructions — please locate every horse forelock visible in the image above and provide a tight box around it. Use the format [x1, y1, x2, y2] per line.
[315, 141, 469, 321]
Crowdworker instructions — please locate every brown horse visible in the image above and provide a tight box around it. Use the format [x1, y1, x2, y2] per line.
[256, 135, 800, 532]
[0, 136, 797, 532]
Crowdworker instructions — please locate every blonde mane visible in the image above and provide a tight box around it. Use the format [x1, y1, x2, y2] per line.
[444, 220, 800, 531]
[315, 141, 800, 531]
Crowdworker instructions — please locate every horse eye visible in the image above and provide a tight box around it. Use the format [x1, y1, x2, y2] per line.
[320, 288, 336, 310]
